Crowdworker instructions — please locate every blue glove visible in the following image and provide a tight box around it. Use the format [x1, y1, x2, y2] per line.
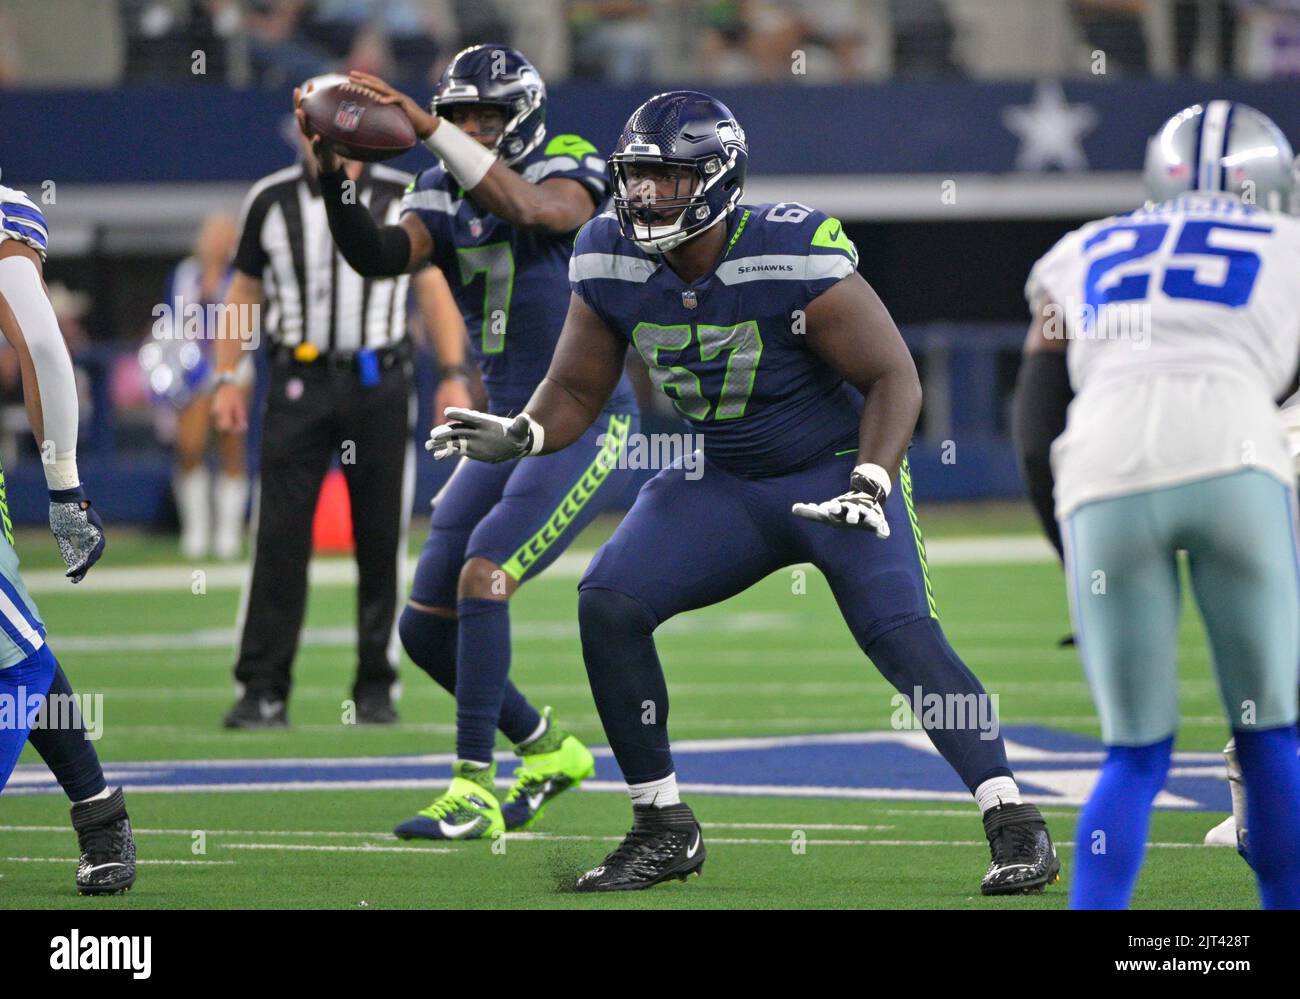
[48, 486, 106, 583]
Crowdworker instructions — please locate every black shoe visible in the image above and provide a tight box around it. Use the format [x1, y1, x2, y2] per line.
[355, 692, 398, 725]
[71, 787, 137, 896]
[222, 692, 288, 729]
[980, 801, 1060, 895]
[575, 802, 706, 892]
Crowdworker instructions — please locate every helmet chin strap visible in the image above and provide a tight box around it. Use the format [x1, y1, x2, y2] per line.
[632, 201, 733, 254]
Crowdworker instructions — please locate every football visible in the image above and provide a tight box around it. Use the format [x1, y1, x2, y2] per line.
[299, 73, 417, 162]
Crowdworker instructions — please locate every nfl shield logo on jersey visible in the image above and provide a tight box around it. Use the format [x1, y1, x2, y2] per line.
[334, 101, 364, 132]
[468, 218, 483, 238]
[681, 289, 698, 309]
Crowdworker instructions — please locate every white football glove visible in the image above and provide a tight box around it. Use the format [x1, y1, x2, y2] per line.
[792, 463, 892, 538]
[426, 407, 544, 463]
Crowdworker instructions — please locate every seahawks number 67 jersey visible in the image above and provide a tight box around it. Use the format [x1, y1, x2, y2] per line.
[570, 202, 863, 478]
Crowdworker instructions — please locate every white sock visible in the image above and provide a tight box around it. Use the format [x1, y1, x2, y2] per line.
[628, 773, 680, 807]
[213, 473, 249, 560]
[74, 786, 114, 804]
[975, 776, 1022, 814]
[175, 466, 212, 560]
[1225, 738, 1248, 841]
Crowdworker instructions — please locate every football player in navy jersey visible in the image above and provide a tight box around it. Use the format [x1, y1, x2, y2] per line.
[299, 45, 640, 841]
[429, 90, 1062, 893]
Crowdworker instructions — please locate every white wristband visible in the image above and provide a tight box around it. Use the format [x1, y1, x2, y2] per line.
[852, 462, 892, 498]
[521, 413, 545, 456]
[44, 451, 80, 491]
[423, 120, 497, 190]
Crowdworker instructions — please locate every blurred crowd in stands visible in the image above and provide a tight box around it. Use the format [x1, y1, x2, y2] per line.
[1, 0, 1298, 88]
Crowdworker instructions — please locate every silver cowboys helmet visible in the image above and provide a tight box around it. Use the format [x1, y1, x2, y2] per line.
[1143, 100, 1295, 212]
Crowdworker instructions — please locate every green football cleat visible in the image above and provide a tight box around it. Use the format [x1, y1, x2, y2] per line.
[393, 763, 505, 841]
[501, 708, 596, 831]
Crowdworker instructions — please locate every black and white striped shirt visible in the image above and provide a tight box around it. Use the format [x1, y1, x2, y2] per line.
[233, 162, 411, 351]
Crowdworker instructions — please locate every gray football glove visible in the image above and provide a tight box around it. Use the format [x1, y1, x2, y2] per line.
[426, 407, 544, 463]
[48, 486, 106, 583]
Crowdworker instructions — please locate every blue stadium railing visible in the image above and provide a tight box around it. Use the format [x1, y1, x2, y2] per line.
[1, 323, 1029, 526]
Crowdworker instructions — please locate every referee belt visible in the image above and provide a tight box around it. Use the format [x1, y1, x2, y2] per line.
[270, 340, 410, 372]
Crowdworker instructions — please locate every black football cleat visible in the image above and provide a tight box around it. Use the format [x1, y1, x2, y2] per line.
[980, 801, 1060, 895]
[222, 692, 288, 729]
[355, 692, 398, 725]
[574, 802, 706, 892]
[71, 787, 137, 896]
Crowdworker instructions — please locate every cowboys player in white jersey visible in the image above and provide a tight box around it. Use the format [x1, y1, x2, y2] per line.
[1023, 102, 1300, 908]
[0, 180, 135, 894]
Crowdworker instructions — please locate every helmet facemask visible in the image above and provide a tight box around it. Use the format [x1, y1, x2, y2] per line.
[612, 148, 740, 253]
[431, 69, 546, 167]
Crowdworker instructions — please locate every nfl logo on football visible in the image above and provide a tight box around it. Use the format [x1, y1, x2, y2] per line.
[333, 101, 364, 132]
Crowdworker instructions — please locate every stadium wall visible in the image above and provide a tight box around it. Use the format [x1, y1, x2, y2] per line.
[8, 78, 1296, 523]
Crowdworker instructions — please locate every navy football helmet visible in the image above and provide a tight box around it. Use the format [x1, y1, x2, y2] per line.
[431, 44, 547, 166]
[610, 91, 748, 253]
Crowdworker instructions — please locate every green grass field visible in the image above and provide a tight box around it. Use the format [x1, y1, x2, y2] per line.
[0, 503, 1258, 909]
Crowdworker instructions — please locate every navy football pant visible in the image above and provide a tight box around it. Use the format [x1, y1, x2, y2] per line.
[406, 408, 639, 762]
[578, 454, 1012, 789]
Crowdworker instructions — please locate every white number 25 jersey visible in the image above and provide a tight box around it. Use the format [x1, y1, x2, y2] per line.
[1025, 193, 1300, 517]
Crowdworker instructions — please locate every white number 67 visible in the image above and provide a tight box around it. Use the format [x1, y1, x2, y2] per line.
[766, 202, 812, 223]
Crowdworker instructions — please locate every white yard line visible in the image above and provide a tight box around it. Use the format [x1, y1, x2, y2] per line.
[22, 535, 1056, 596]
[221, 842, 454, 855]
[0, 823, 1205, 852]
[1, 856, 234, 865]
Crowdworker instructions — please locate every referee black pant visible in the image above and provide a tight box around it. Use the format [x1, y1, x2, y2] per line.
[234, 350, 414, 704]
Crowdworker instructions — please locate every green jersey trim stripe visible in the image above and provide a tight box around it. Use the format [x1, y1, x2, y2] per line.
[722, 209, 752, 260]
[0, 461, 13, 546]
[501, 412, 632, 581]
[898, 458, 938, 619]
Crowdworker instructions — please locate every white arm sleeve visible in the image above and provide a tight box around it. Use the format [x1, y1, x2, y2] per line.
[422, 120, 497, 190]
[0, 255, 80, 489]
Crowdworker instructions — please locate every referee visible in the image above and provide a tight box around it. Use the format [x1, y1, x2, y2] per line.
[211, 137, 442, 728]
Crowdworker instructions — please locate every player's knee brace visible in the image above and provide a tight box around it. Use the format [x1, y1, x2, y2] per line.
[397, 605, 457, 694]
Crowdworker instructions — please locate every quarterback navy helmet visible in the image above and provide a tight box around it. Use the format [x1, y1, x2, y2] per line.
[1143, 101, 1295, 212]
[431, 44, 547, 166]
[610, 91, 748, 253]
